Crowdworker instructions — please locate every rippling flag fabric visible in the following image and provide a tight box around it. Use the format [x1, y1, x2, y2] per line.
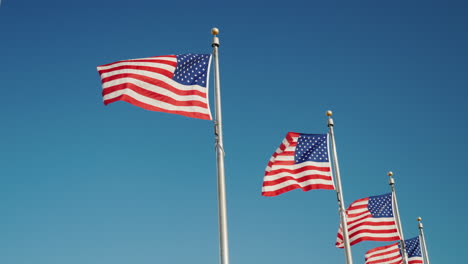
[97, 54, 212, 120]
[336, 193, 400, 247]
[262, 132, 335, 196]
[364, 236, 423, 264]
[405, 237, 424, 264]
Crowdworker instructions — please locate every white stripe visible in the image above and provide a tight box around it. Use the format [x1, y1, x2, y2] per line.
[367, 250, 401, 263]
[348, 199, 369, 209]
[103, 89, 210, 115]
[101, 68, 207, 93]
[128, 56, 177, 61]
[366, 244, 400, 259]
[350, 230, 400, 241]
[268, 161, 331, 171]
[97, 56, 177, 70]
[337, 229, 400, 246]
[102, 77, 207, 102]
[348, 217, 397, 230]
[282, 145, 297, 153]
[265, 136, 297, 174]
[347, 209, 371, 219]
[98, 61, 176, 72]
[272, 154, 295, 161]
[262, 178, 334, 192]
[274, 137, 297, 153]
[347, 212, 373, 227]
[264, 169, 332, 180]
[409, 257, 423, 263]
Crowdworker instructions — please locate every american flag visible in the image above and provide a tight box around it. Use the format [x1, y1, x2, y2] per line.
[97, 54, 212, 120]
[262, 132, 335, 196]
[336, 193, 400, 247]
[364, 236, 423, 264]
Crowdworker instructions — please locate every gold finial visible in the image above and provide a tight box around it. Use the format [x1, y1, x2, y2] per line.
[326, 110, 333, 117]
[211, 27, 219, 36]
[387, 171, 393, 177]
[417, 217, 422, 222]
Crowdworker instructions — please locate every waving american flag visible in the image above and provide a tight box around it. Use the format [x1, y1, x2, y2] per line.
[336, 193, 400, 247]
[97, 54, 212, 120]
[262, 132, 335, 196]
[364, 236, 423, 264]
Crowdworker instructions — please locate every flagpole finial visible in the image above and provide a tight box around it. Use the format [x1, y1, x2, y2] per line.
[388, 171, 395, 185]
[417, 216, 424, 229]
[326, 110, 334, 126]
[212, 28, 220, 47]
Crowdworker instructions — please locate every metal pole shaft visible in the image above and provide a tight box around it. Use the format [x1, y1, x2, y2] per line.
[418, 218, 430, 264]
[388, 173, 408, 264]
[211, 28, 230, 264]
[327, 112, 353, 264]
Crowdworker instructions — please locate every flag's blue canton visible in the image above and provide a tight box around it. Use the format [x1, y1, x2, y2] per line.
[405, 237, 422, 257]
[294, 134, 329, 164]
[173, 54, 210, 87]
[368, 193, 394, 218]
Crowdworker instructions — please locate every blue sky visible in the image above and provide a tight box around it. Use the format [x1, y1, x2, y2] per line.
[1, 0, 467, 263]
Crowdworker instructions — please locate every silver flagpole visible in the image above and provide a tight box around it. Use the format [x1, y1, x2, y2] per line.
[211, 27, 230, 264]
[388, 171, 408, 264]
[327, 111, 353, 264]
[417, 217, 430, 264]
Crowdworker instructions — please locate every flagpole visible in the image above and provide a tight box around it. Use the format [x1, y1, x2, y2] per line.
[211, 27, 230, 264]
[327, 111, 353, 264]
[417, 217, 430, 264]
[388, 171, 408, 264]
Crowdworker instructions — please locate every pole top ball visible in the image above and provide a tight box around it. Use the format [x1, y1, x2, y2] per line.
[417, 217, 422, 222]
[326, 110, 333, 117]
[211, 28, 219, 35]
[387, 171, 393, 177]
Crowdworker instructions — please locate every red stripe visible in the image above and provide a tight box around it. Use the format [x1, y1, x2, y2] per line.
[366, 255, 401, 264]
[267, 132, 298, 163]
[261, 183, 334, 196]
[276, 150, 295, 156]
[366, 254, 401, 264]
[99, 66, 174, 80]
[268, 160, 296, 166]
[347, 203, 369, 211]
[104, 94, 211, 120]
[367, 247, 400, 260]
[349, 228, 399, 238]
[350, 236, 400, 246]
[265, 165, 331, 176]
[98, 55, 177, 67]
[347, 211, 372, 221]
[348, 197, 369, 206]
[367, 254, 401, 264]
[103, 82, 208, 108]
[336, 235, 400, 248]
[262, 174, 333, 187]
[286, 132, 300, 139]
[347, 214, 372, 227]
[365, 242, 399, 255]
[102, 73, 206, 98]
[349, 221, 398, 232]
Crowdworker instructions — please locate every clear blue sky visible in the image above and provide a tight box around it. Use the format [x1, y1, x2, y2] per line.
[1, 0, 467, 263]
